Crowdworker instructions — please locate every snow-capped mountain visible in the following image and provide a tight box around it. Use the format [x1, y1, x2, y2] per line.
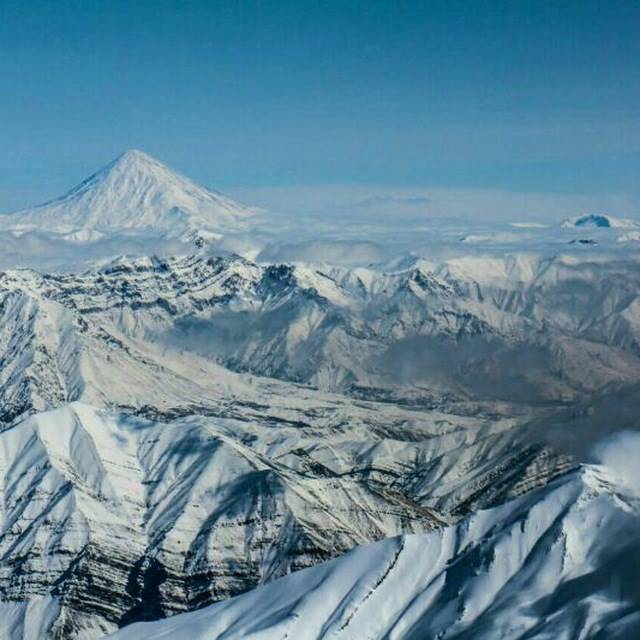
[561, 213, 640, 229]
[108, 459, 640, 640]
[0, 150, 258, 243]
[0, 250, 638, 639]
[1, 252, 640, 421]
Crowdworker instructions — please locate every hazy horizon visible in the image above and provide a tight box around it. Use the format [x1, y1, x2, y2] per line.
[1, 0, 639, 220]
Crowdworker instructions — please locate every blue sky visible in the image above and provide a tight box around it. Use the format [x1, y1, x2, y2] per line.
[1, 0, 639, 215]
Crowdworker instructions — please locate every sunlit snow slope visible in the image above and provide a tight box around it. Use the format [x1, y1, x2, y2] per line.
[109, 463, 640, 640]
[0, 150, 257, 242]
[0, 249, 638, 638]
[0, 398, 568, 638]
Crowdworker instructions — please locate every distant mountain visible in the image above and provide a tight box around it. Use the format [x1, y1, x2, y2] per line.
[561, 213, 640, 229]
[109, 462, 640, 640]
[2, 252, 640, 417]
[0, 150, 258, 243]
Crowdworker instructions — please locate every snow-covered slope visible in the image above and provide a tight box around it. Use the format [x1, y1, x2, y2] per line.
[108, 461, 640, 640]
[0, 252, 639, 638]
[0, 150, 257, 242]
[0, 402, 568, 639]
[1, 252, 640, 420]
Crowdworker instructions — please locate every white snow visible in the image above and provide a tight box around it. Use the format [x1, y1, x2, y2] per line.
[0, 399, 563, 638]
[0, 166, 637, 640]
[0, 150, 258, 242]
[108, 462, 640, 640]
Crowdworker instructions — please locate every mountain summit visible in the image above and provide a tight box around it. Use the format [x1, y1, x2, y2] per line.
[0, 149, 258, 242]
[560, 213, 640, 229]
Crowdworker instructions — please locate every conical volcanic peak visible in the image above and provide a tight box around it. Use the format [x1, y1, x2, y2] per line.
[0, 150, 258, 240]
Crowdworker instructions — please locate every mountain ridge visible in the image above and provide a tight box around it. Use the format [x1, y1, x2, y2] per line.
[0, 251, 638, 638]
[560, 213, 640, 229]
[107, 461, 640, 640]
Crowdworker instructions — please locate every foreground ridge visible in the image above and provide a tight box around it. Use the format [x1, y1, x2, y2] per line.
[109, 464, 640, 640]
[0, 401, 568, 638]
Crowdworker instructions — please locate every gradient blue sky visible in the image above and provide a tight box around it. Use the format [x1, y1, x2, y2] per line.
[1, 0, 639, 213]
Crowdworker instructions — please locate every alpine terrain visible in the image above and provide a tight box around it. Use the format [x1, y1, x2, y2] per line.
[0, 151, 638, 639]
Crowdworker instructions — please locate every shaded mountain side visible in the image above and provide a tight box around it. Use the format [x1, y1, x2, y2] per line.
[109, 462, 640, 640]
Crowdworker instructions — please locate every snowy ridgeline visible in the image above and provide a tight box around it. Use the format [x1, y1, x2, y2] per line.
[0, 248, 638, 637]
[2, 403, 638, 639]
[109, 448, 640, 640]
[0, 400, 567, 638]
[1, 251, 640, 415]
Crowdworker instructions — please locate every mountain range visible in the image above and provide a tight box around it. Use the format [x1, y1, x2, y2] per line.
[1, 150, 639, 268]
[0, 151, 638, 638]
[108, 459, 640, 640]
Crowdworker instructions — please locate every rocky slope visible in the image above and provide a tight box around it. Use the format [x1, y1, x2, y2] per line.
[108, 459, 640, 640]
[0, 251, 638, 638]
[1, 252, 639, 416]
[0, 402, 568, 638]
